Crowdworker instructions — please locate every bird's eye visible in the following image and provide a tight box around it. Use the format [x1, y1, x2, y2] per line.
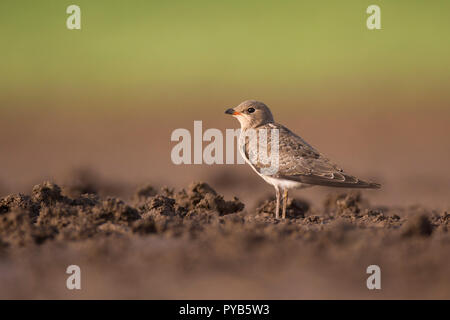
[247, 107, 255, 113]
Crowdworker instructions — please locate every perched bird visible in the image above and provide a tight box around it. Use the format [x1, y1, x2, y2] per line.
[225, 100, 380, 219]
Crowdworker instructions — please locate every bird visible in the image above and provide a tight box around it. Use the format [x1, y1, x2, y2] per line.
[225, 100, 380, 219]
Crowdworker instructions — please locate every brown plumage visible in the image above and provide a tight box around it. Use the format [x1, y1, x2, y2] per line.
[225, 100, 380, 219]
[247, 122, 380, 189]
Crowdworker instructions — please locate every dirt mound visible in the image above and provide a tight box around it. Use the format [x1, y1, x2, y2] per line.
[0, 181, 449, 299]
[256, 197, 309, 219]
[1, 181, 447, 248]
[0, 193, 39, 219]
[323, 192, 368, 216]
[0, 181, 245, 247]
[401, 213, 433, 237]
[132, 184, 157, 203]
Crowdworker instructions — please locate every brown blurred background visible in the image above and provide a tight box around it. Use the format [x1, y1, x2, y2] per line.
[1, 106, 449, 211]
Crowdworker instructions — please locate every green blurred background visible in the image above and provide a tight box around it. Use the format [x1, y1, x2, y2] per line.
[1, 0, 449, 113]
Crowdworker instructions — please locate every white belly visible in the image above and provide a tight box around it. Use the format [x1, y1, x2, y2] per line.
[261, 175, 310, 190]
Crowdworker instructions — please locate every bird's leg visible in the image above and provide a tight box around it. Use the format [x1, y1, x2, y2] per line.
[275, 186, 280, 219]
[282, 188, 288, 219]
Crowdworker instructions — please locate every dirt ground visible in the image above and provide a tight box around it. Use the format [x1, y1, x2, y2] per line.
[0, 109, 449, 299]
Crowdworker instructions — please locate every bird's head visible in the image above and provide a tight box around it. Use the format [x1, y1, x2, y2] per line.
[225, 100, 274, 129]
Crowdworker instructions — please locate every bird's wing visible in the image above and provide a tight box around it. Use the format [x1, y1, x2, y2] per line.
[242, 123, 380, 189]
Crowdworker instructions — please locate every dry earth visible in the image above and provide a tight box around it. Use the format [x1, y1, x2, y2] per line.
[0, 179, 448, 299]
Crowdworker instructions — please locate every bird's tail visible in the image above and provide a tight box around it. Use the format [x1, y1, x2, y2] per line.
[356, 181, 381, 189]
[281, 174, 381, 189]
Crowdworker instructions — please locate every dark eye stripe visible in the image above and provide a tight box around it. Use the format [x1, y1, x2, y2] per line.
[247, 107, 255, 113]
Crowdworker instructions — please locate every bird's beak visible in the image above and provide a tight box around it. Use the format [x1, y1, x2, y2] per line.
[225, 108, 241, 116]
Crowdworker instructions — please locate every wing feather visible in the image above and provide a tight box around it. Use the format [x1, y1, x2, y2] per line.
[241, 123, 380, 189]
